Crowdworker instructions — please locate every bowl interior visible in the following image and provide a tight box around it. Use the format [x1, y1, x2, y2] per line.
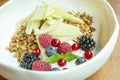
[0, 0, 115, 68]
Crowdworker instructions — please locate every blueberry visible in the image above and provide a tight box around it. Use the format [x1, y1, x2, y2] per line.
[76, 57, 86, 65]
[46, 46, 58, 57]
[51, 67, 60, 71]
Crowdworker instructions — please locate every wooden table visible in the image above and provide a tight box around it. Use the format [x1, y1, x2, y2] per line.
[0, 0, 120, 80]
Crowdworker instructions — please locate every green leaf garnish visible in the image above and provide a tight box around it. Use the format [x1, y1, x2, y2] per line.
[45, 53, 61, 64]
[64, 52, 79, 62]
[45, 52, 79, 64]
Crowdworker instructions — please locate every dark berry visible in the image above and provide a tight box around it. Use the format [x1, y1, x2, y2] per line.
[51, 67, 60, 71]
[79, 35, 96, 51]
[84, 50, 93, 60]
[20, 53, 40, 70]
[76, 57, 86, 65]
[71, 43, 80, 51]
[58, 59, 67, 67]
[46, 46, 58, 57]
[51, 38, 61, 47]
[33, 48, 41, 57]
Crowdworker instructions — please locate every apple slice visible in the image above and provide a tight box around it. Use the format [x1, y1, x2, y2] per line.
[48, 22, 83, 39]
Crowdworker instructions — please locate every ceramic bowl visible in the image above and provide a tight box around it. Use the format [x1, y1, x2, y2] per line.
[0, 0, 119, 80]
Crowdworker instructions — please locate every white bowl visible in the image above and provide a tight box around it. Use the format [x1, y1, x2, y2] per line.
[0, 0, 119, 80]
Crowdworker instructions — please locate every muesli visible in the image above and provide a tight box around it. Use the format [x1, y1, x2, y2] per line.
[7, 2, 96, 71]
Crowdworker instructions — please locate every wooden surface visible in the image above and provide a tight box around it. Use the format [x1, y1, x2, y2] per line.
[0, 0, 120, 80]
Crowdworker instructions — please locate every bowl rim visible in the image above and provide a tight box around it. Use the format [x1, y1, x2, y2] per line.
[0, 0, 119, 75]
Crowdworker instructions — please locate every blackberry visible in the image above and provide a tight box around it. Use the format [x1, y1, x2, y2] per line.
[79, 35, 96, 51]
[20, 53, 40, 70]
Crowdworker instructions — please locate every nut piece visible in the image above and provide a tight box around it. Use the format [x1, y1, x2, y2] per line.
[7, 26, 39, 62]
[64, 11, 95, 37]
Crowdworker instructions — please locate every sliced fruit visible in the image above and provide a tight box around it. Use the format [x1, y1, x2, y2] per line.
[26, 21, 40, 34]
[54, 9, 84, 24]
[35, 20, 62, 35]
[48, 22, 83, 40]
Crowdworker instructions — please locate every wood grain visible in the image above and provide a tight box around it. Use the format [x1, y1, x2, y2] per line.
[0, 0, 120, 80]
[0, 0, 8, 6]
[87, 0, 120, 80]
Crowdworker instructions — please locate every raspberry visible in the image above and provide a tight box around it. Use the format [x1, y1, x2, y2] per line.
[32, 60, 52, 71]
[38, 34, 52, 48]
[58, 42, 72, 54]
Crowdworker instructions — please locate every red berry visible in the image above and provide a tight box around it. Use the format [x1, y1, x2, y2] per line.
[38, 34, 52, 48]
[58, 42, 72, 54]
[58, 59, 67, 67]
[84, 50, 93, 60]
[71, 43, 80, 51]
[32, 60, 51, 71]
[33, 48, 41, 57]
[51, 38, 61, 47]
[62, 68, 68, 70]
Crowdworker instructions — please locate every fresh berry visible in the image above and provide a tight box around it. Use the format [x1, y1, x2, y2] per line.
[51, 38, 61, 47]
[58, 59, 67, 67]
[71, 43, 80, 51]
[62, 68, 68, 70]
[33, 48, 41, 57]
[58, 42, 72, 54]
[84, 50, 93, 60]
[51, 67, 60, 71]
[32, 60, 51, 71]
[38, 34, 52, 48]
[76, 57, 86, 65]
[79, 35, 96, 51]
[20, 53, 40, 70]
[46, 46, 58, 57]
